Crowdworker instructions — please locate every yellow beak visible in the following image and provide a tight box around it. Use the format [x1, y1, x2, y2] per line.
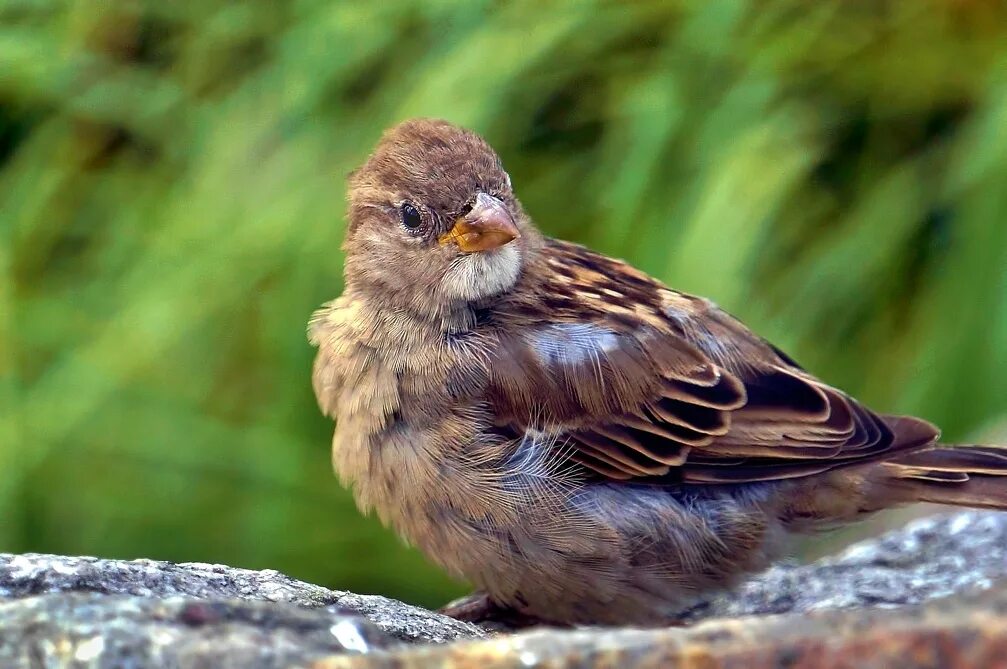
[438, 192, 520, 253]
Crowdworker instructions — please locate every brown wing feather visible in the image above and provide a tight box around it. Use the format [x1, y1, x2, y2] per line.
[485, 238, 940, 485]
[878, 444, 1007, 510]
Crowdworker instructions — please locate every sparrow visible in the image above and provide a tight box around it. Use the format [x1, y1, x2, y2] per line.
[309, 118, 1007, 626]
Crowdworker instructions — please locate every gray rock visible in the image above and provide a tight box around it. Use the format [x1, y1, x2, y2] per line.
[328, 583, 1007, 669]
[1, 510, 1006, 668]
[0, 554, 339, 606]
[332, 591, 484, 645]
[681, 510, 1007, 621]
[0, 592, 389, 669]
[0, 553, 484, 645]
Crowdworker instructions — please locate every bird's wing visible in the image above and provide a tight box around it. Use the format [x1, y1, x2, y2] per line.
[484, 239, 939, 483]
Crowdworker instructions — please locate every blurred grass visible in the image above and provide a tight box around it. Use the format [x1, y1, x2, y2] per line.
[1, 0, 1006, 609]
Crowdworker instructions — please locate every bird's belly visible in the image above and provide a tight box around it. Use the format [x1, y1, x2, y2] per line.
[460, 481, 784, 625]
[375, 450, 781, 623]
[337, 403, 784, 625]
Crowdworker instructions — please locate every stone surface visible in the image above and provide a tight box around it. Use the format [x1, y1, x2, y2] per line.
[317, 584, 1007, 669]
[0, 552, 483, 645]
[1, 510, 1006, 668]
[681, 510, 1007, 621]
[0, 592, 390, 669]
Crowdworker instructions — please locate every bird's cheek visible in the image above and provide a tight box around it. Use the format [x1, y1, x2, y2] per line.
[438, 244, 523, 302]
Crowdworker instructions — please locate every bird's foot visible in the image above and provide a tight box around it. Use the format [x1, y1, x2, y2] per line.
[438, 591, 554, 631]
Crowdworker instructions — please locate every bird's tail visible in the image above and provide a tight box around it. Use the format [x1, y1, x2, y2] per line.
[878, 445, 1007, 510]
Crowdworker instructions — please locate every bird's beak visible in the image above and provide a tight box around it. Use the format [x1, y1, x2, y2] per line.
[438, 192, 520, 253]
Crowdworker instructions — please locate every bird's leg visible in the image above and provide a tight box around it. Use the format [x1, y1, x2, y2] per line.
[438, 591, 495, 621]
[438, 591, 555, 630]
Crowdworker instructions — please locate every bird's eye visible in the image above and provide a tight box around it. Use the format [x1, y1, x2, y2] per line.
[400, 202, 422, 231]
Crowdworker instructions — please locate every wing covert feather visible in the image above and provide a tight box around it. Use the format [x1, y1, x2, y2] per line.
[482, 239, 940, 485]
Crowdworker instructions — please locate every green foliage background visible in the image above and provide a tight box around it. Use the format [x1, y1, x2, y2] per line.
[2, 1, 1006, 608]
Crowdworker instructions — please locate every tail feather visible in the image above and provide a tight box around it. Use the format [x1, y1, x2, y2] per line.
[881, 444, 1007, 511]
[891, 445, 1007, 474]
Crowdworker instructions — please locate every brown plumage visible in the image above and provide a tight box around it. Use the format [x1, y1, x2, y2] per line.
[309, 118, 1007, 626]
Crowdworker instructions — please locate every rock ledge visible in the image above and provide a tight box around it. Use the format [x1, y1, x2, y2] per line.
[2, 511, 1006, 668]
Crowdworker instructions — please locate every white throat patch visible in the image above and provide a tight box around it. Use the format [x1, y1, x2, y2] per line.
[441, 244, 522, 302]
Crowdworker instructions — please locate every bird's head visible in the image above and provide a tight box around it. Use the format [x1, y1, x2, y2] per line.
[342, 118, 531, 317]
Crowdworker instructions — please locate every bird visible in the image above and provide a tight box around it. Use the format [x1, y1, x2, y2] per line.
[308, 117, 1007, 627]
